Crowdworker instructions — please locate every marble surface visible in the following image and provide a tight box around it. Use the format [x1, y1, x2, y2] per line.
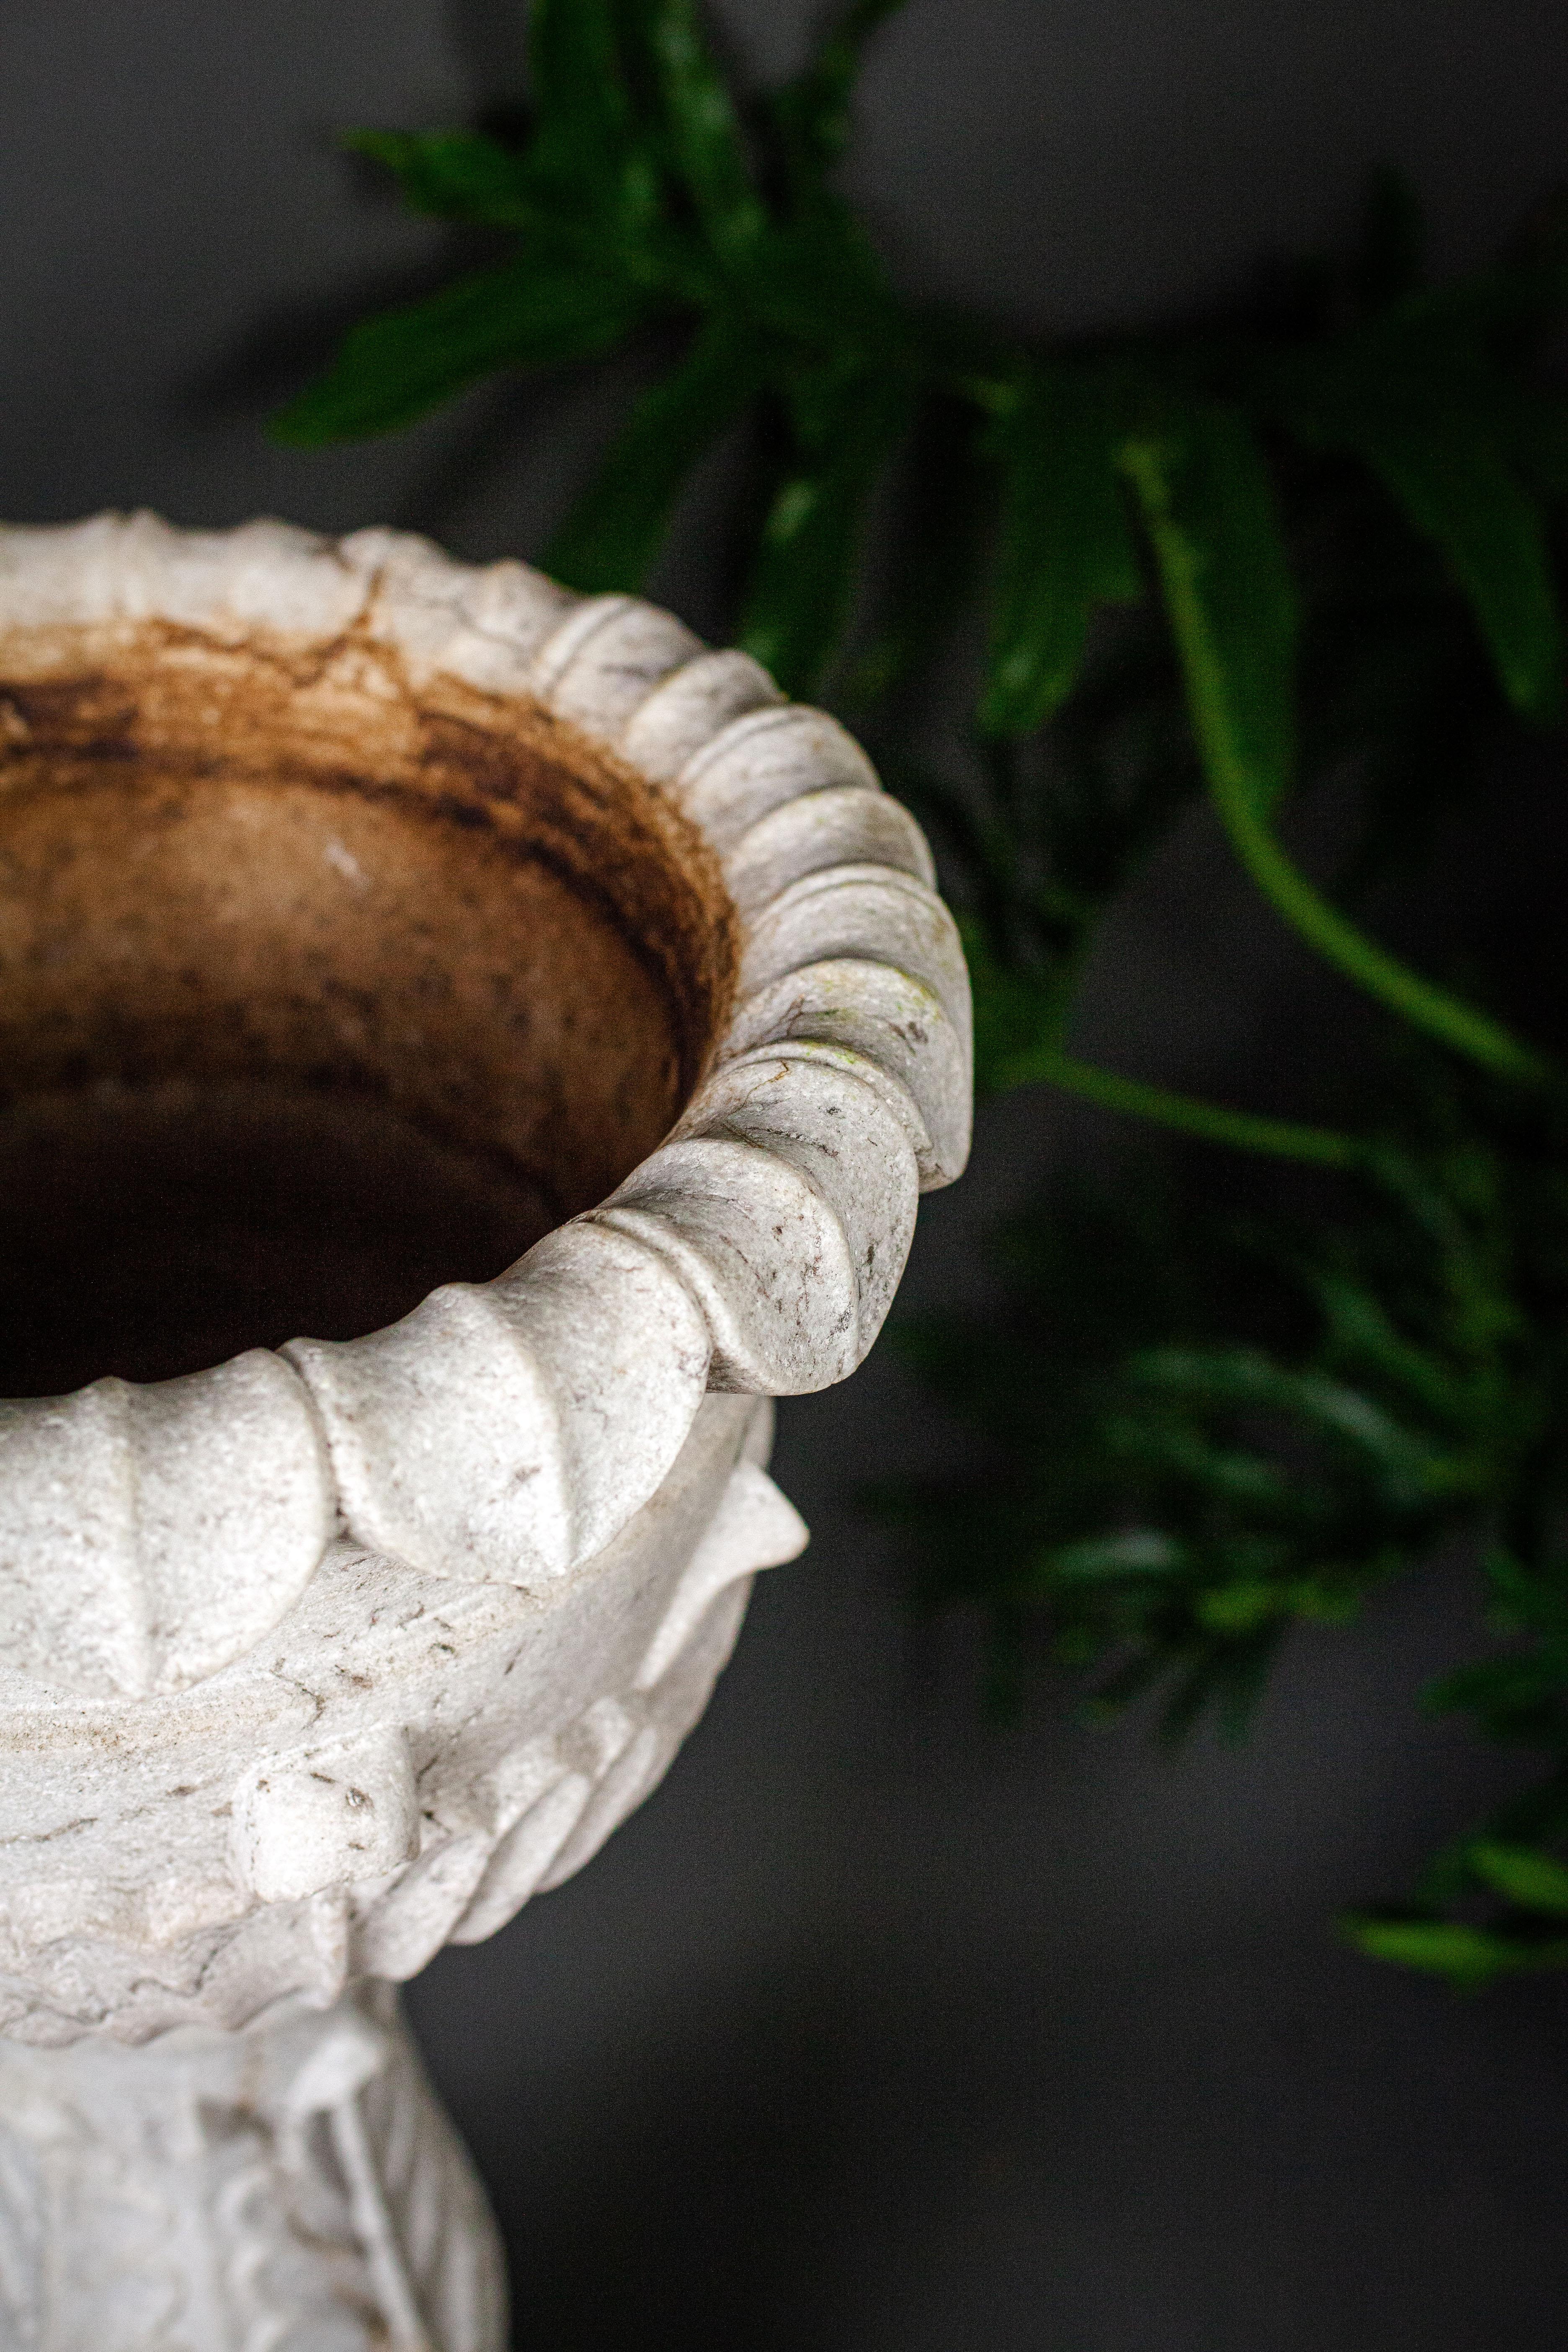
[0, 514, 970, 2343]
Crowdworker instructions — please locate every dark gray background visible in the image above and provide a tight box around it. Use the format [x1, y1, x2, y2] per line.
[3, 2, 1567, 2343]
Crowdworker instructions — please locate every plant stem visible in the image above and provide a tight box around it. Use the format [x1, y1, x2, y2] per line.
[1118, 426, 1553, 1093]
[1212, 786, 1552, 1089]
[997, 1043, 1362, 1167]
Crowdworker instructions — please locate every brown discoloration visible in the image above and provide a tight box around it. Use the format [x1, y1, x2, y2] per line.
[0, 619, 738, 1388]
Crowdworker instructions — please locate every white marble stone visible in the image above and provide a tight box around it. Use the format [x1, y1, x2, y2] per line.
[0, 1981, 508, 2352]
[0, 513, 972, 2346]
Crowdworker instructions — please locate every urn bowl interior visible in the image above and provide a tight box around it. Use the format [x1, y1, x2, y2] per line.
[0, 620, 736, 1395]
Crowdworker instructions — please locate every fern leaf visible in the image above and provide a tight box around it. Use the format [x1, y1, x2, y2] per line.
[1121, 402, 1298, 817]
[271, 258, 649, 443]
[544, 312, 767, 591]
[981, 366, 1145, 737]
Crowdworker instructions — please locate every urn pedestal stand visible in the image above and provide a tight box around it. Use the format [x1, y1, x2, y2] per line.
[0, 514, 971, 2349]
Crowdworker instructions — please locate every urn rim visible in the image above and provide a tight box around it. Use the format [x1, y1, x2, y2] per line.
[0, 510, 972, 1702]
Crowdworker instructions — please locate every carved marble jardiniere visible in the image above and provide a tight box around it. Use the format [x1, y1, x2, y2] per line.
[0, 513, 971, 2349]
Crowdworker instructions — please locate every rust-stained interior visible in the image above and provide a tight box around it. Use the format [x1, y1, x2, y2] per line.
[0, 621, 737, 1394]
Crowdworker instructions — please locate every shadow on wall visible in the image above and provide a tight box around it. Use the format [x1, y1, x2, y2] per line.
[428, 1928, 1568, 2352]
[407, 1277, 1568, 2352]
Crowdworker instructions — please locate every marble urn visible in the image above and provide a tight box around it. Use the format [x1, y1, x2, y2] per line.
[0, 513, 971, 2348]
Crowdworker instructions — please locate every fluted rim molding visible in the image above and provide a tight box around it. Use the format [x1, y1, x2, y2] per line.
[0, 512, 972, 1701]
